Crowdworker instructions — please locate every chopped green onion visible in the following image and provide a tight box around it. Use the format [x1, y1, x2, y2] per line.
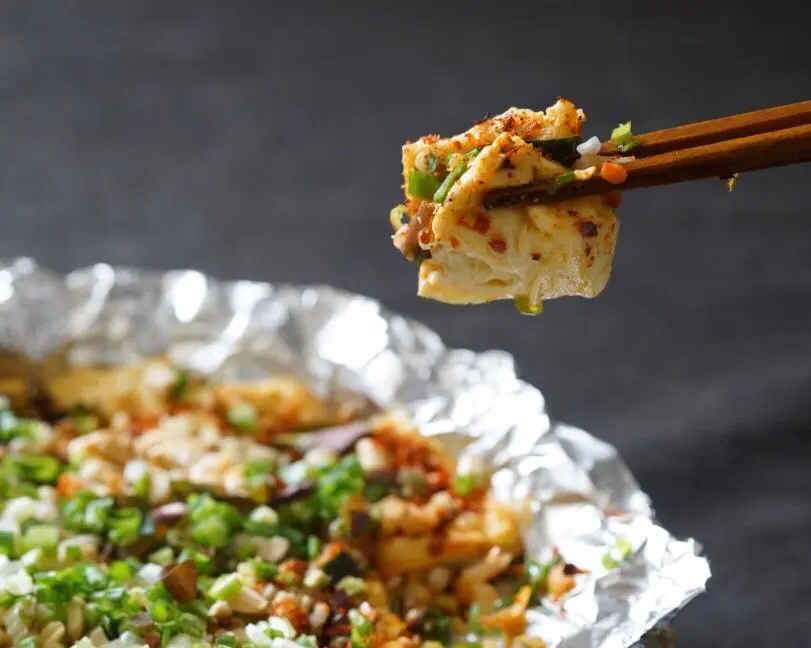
[514, 295, 543, 316]
[190, 516, 230, 548]
[336, 575, 366, 595]
[389, 204, 409, 231]
[254, 561, 278, 581]
[466, 602, 483, 634]
[178, 550, 214, 575]
[303, 567, 330, 589]
[82, 564, 108, 590]
[149, 547, 175, 566]
[433, 151, 479, 204]
[133, 471, 151, 499]
[179, 612, 207, 638]
[312, 455, 365, 519]
[209, 573, 243, 600]
[107, 508, 144, 546]
[6, 454, 62, 484]
[18, 637, 38, 648]
[149, 598, 175, 624]
[307, 535, 321, 560]
[245, 458, 274, 479]
[69, 405, 99, 435]
[169, 369, 190, 401]
[554, 171, 577, 186]
[349, 609, 374, 648]
[297, 637, 318, 648]
[227, 402, 258, 432]
[602, 537, 633, 569]
[216, 634, 238, 647]
[616, 538, 633, 556]
[108, 560, 134, 583]
[407, 169, 443, 200]
[21, 524, 60, 552]
[421, 608, 453, 645]
[452, 474, 475, 497]
[609, 121, 640, 152]
[0, 409, 36, 443]
[279, 460, 310, 487]
[363, 481, 390, 503]
[0, 532, 15, 556]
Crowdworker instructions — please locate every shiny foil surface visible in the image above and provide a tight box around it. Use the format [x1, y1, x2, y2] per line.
[0, 258, 710, 648]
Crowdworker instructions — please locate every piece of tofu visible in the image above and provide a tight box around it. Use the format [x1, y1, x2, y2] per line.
[392, 100, 619, 306]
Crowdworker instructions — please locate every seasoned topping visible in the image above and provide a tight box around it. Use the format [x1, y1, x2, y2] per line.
[0, 361, 581, 647]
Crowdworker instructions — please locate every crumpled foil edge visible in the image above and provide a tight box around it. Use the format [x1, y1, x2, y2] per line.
[0, 258, 710, 648]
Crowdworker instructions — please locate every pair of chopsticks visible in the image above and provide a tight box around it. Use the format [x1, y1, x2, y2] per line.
[483, 100, 811, 209]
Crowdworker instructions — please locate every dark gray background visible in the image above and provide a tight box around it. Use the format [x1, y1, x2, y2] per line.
[1, 2, 809, 645]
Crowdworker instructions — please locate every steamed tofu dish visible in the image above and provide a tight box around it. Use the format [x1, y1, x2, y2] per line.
[390, 100, 621, 314]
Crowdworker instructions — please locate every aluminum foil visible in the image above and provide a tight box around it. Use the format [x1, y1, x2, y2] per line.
[0, 257, 709, 648]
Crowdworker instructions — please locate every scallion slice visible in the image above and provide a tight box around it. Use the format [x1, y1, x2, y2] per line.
[209, 573, 243, 600]
[407, 169, 443, 200]
[149, 547, 175, 566]
[609, 121, 640, 152]
[433, 159, 468, 204]
[227, 402, 258, 432]
[22, 524, 60, 552]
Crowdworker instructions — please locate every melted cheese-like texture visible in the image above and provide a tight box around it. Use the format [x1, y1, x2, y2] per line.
[396, 100, 619, 305]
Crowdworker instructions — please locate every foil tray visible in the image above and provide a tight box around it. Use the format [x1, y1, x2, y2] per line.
[0, 258, 710, 648]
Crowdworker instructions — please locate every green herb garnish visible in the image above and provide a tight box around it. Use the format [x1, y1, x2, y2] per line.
[433, 150, 480, 204]
[5, 454, 62, 484]
[349, 609, 374, 648]
[610, 121, 640, 152]
[227, 402, 258, 432]
[422, 608, 453, 644]
[169, 369, 190, 402]
[602, 537, 633, 570]
[407, 169, 443, 200]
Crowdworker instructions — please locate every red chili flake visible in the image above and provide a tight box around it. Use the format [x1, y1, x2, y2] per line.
[473, 214, 490, 234]
[489, 238, 507, 253]
[531, 252, 542, 261]
[422, 134, 440, 144]
[271, 598, 310, 634]
[276, 559, 307, 585]
[456, 213, 491, 235]
[450, 236, 460, 249]
[584, 245, 592, 257]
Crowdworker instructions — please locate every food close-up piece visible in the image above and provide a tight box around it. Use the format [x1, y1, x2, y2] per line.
[390, 99, 623, 313]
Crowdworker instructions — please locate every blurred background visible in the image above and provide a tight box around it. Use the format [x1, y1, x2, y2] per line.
[1, 2, 809, 644]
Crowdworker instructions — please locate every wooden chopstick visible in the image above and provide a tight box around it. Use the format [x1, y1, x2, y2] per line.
[483, 101, 811, 210]
[600, 100, 811, 158]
